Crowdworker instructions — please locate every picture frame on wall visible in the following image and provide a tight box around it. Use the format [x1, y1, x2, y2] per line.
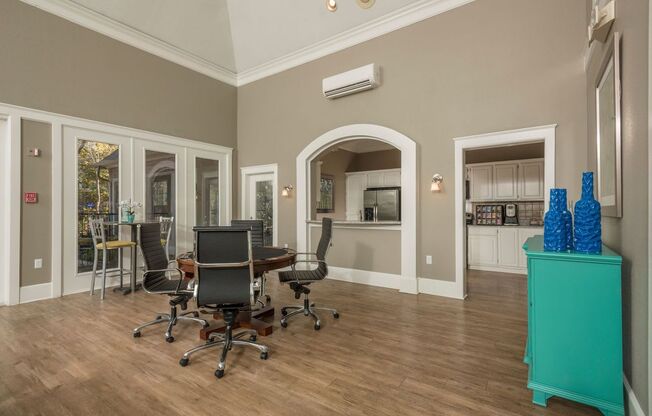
[316, 175, 335, 213]
[595, 32, 622, 218]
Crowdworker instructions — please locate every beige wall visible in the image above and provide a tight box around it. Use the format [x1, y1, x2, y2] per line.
[465, 142, 544, 164]
[0, 0, 236, 148]
[310, 226, 401, 274]
[237, 0, 588, 282]
[347, 149, 401, 172]
[21, 120, 52, 286]
[585, 0, 649, 410]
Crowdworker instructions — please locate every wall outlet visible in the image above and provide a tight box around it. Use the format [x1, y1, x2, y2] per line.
[34, 258, 43, 269]
[425, 255, 432, 265]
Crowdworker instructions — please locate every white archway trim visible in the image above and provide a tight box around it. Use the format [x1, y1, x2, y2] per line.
[296, 124, 418, 293]
[453, 124, 557, 300]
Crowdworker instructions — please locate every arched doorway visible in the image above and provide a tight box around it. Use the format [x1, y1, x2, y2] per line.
[296, 124, 418, 293]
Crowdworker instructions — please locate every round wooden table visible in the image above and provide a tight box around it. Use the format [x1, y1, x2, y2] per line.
[177, 247, 296, 338]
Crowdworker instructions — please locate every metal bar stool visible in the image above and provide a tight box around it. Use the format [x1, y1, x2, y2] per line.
[89, 217, 137, 300]
[159, 216, 174, 260]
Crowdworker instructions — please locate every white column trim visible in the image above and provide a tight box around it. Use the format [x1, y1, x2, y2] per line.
[240, 163, 279, 247]
[296, 124, 417, 294]
[51, 122, 63, 298]
[8, 115, 22, 305]
[453, 124, 557, 300]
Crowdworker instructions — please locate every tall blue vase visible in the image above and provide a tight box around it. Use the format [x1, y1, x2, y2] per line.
[573, 172, 601, 254]
[544, 188, 573, 252]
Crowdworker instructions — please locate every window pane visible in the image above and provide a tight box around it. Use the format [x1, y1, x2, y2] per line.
[195, 158, 219, 226]
[255, 180, 273, 246]
[77, 139, 119, 273]
[146, 150, 176, 255]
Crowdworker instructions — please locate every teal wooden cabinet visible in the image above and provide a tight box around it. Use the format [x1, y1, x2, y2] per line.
[523, 235, 624, 416]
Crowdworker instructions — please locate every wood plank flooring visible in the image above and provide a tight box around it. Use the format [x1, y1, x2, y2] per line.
[0, 271, 601, 415]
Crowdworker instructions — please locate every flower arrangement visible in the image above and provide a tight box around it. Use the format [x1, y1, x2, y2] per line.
[120, 199, 142, 223]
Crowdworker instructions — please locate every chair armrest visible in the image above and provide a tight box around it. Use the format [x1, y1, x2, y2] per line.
[291, 259, 326, 271]
[143, 268, 185, 293]
[294, 252, 318, 258]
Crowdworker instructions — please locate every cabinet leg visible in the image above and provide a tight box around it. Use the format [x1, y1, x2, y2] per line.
[532, 390, 550, 407]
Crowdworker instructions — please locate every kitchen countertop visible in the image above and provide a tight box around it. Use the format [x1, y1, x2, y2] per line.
[307, 220, 401, 226]
[468, 224, 543, 228]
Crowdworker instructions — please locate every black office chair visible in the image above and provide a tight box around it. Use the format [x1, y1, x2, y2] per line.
[231, 219, 270, 306]
[278, 217, 339, 330]
[132, 223, 208, 342]
[178, 228, 269, 379]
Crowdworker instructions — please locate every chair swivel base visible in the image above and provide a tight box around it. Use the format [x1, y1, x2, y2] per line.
[132, 310, 208, 343]
[178, 329, 269, 378]
[280, 296, 339, 330]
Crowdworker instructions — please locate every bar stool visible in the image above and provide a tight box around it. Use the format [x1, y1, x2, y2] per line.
[89, 217, 136, 300]
[159, 216, 174, 260]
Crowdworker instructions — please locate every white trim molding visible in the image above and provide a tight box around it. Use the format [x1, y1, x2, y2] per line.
[327, 267, 403, 290]
[240, 164, 279, 247]
[19, 0, 475, 87]
[296, 124, 418, 294]
[19, 282, 53, 304]
[624, 376, 645, 416]
[418, 277, 463, 299]
[19, 0, 237, 86]
[453, 125, 556, 300]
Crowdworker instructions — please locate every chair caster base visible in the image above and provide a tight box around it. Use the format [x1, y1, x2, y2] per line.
[165, 336, 175, 343]
[333, 312, 340, 319]
[215, 369, 224, 379]
[179, 358, 189, 367]
[260, 351, 268, 360]
[132, 331, 141, 338]
[314, 323, 321, 330]
[280, 320, 288, 328]
[250, 335, 257, 342]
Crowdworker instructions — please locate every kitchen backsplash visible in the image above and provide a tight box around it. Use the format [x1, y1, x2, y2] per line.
[471, 201, 544, 226]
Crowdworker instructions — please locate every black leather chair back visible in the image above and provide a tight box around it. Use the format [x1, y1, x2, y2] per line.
[195, 229, 253, 308]
[139, 223, 169, 289]
[315, 218, 332, 276]
[231, 220, 264, 247]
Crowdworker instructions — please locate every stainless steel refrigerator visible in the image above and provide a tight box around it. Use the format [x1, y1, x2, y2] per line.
[363, 187, 401, 221]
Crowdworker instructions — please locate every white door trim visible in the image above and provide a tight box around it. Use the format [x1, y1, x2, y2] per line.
[240, 164, 278, 247]
[0, 101, 233, 304]
[453, 124, 556, 299]
[0, 116, 11, 305]
[648, 0, 652, 409]
[296, 124, 418, 294]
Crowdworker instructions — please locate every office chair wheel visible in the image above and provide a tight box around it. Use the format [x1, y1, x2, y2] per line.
[193, 311, 200, 318]
[333, 312, 340, 319]
[280, 308, 287, 316]
[202, 322, 210, 329]
[265, 295, 271, 303]
[280, 320, 288, 328]
[260, 351, 268, 360]
[215, 369, 225, 379]
[165, 336, 175, 343]
[179, 358, 189, 367]
[314, 323, 321, 330]
[132, 331, 141, 338]
[249, 335, 257, 342]
[155, 315, 162, 320]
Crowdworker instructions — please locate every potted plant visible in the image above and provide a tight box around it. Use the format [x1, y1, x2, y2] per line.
[120, 199, 142, 223]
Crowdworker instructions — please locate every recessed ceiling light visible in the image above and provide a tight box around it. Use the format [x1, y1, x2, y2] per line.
[326, 0, 337, 12]
[357, 0, 375, 9]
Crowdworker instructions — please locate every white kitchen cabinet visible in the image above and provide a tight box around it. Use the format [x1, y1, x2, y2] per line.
[468, 227, 498, 267]
[519, 160, 545, 200]
[345, 173, 367, 221]
[468, 165, 494, 201]
[468, 226, 543, 274]
[383, 171, 401, 187]
[497, 227, 519, 267]
[493, 163, 518, 200]
[366, 172, 384, 188]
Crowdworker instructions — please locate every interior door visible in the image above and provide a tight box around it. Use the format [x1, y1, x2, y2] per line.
[62, 127, 131, 295]
[244, 173, 275, 246]
[188, 148, 230, 237]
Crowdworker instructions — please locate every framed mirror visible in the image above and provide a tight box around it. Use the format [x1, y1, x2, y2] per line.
[595, 32, 622, 217]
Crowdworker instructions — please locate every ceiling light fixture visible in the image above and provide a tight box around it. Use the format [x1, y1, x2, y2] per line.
[326, 0, 337, 12]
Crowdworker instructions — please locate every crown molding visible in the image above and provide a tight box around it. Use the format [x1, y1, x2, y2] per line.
[236, 0, 475, 86]
[19, 0, 238, 86]
[20, 0, 474, 87]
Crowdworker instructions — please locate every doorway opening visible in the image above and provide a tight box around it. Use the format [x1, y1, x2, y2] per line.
[454, 125, 556, 299]
[240, 164, 278, 247]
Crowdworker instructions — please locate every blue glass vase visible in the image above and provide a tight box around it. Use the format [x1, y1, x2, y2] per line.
[573, 172, 601, 254]
[544, 188, 572, 252]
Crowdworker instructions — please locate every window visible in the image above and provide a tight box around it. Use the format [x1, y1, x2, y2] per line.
[317, 175, 334, 213]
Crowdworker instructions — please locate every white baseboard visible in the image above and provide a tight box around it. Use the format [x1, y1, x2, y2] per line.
[327, 267, 402, 290]
[468, 265, 526, 275]
[418, 277, 465, 299]
[19, 282, 53, 304]
[624, 376, 645, 416]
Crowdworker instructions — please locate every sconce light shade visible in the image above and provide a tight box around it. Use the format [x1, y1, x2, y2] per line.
[431, 174, 443, 192]
[282, 185, 294, 197]
[326, 0, 337, 12]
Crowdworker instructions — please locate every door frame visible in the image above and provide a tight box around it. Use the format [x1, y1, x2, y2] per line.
[240, 164, 278, 247]
[0, 116, 11, 305]
[188, 148, 231, 232]
[453, 124, 556, 299]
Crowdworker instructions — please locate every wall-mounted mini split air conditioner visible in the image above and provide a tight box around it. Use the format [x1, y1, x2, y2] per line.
[322, 63, 380, 99]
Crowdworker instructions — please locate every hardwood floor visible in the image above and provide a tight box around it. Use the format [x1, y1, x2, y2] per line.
[0, 271, 601, 416]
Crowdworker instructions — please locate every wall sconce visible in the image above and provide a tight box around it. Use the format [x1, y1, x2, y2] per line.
[282, 185, 294, 197]
[326, 0, 337, 12]
[431, 174, 443, 192]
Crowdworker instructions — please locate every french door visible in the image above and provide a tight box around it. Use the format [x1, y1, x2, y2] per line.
[241, 165, 277, 247]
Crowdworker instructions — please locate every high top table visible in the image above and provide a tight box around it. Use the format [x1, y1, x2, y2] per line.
[177, 247, 296, 337]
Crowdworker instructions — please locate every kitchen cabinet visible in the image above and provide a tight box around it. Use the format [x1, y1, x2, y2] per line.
[345, 169, 400, 221]
[468, 226, 542, 274]
[467, 159, 544, 202]
[468, 165, 494, 201]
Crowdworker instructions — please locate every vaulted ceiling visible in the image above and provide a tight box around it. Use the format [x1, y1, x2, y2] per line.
[22, 0, 474, 85]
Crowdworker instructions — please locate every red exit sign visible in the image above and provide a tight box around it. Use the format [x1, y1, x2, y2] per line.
[24, 192, 38, 203]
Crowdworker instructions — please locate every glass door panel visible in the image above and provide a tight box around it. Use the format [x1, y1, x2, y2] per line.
[145, 150, 176, 255]
[195, 157, 219, 226]
[246, 174, 274, 246]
